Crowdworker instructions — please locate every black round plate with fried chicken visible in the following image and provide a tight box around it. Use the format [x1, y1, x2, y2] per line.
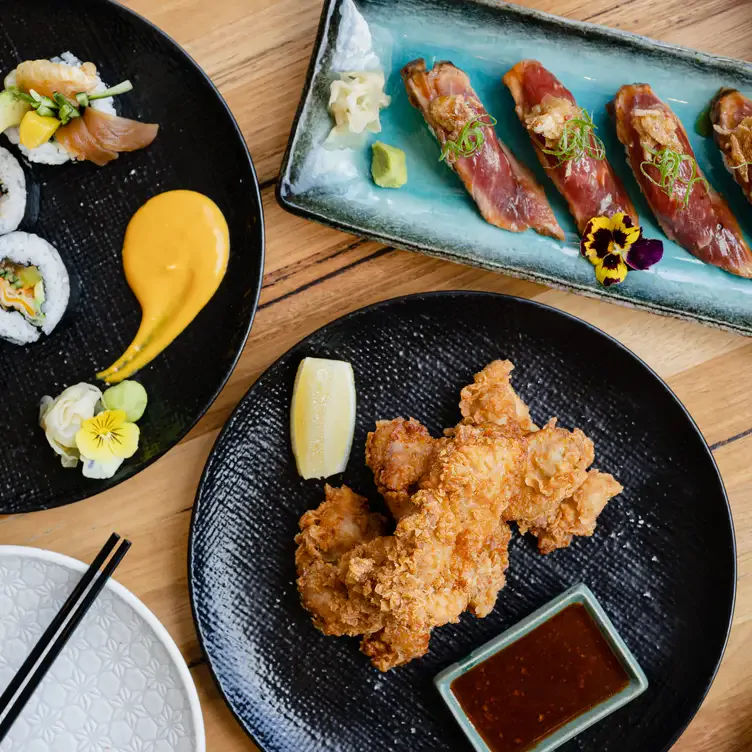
[189, 291, 734, 752]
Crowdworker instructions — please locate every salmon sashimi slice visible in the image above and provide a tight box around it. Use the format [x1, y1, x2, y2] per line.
[55, 117, 118, 166]
[611, 83, 752, 278]
[55, 108, 159, 166]
[711, 88, 752, 205]
[82, 108, 159, 152]
[503, 60, 637, 234]
[401, 59, 564, 240]
[14, 59, 99, 99]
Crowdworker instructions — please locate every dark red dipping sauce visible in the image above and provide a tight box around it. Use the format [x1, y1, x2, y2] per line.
[451, 603, 629, 752]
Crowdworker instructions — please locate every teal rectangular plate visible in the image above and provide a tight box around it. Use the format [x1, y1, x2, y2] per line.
[434, 583, 649, 752]
[277, 0, 752, 335]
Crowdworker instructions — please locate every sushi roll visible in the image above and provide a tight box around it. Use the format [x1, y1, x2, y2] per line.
[0, 145, 26, 234]
[0, 232, 69, 345]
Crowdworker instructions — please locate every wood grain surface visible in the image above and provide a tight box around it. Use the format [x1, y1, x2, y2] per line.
[2, 0, 752, 749]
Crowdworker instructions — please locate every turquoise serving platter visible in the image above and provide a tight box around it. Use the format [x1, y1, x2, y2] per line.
[278, 0, 752, 335]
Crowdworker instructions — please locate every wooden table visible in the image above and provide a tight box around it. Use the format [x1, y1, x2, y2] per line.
[2, 0, 751, 749]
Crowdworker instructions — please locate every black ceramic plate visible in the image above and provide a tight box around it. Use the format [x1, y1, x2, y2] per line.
[190, 292, 735, 752]
[0, 0, 264, 513]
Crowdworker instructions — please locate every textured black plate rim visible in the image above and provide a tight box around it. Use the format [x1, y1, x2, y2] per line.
[275, 0, 752, 338]
[25, 0, 265, 513]
[187, 290, 736, 752]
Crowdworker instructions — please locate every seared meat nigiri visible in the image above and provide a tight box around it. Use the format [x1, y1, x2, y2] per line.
[611, 83, 752, 278]
[504, 60, 637, 234]
[711, 88, 752, 205]
[402, 59, 563, 239]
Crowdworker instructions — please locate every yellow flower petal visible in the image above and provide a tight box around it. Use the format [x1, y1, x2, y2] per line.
[109, 420, 140, 459]
[594, 254, 629, 286]
[75, 409, 140, 462]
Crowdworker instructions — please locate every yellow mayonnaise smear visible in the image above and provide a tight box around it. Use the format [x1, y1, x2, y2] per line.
[97, 190, 229, 384]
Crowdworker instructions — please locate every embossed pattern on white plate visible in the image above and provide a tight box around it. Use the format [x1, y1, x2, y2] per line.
[0, 550, 202, 752]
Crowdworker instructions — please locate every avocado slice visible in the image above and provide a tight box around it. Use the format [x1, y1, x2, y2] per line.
[371, 141, 407, 189]
[0, 90, 31, 133]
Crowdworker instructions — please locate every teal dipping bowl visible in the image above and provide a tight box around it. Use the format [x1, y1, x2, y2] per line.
[434, 583, 649, 752]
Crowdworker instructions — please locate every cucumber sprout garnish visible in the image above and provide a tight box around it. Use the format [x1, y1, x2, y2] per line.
[8, 79, 133, 125]
[541, 109, 605, 166]
[639, 147, 709, 208]
[440, 114, 497, 162]
[76, 80, 133, 108]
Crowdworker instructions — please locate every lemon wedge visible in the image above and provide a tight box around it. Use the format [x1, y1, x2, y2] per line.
[19, 111, 60, 149]
[291, 357, 356, 479]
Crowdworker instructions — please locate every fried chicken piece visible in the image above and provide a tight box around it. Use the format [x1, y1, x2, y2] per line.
[296, 423, 522, 671]
[365, 418, 441, 520]
[504, 418, 595, 533]
[458, 360, 536, 432]
[295, 485, 387, 636]
[531, 470, 623, 554]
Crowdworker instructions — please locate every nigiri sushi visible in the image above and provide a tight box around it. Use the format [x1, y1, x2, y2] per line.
[401, 58, 564, 239]
[710, 88, 752, 205]
[611, 83, 752, 278]
[504, 60, 637, 234]
[1, 51, 158, 166]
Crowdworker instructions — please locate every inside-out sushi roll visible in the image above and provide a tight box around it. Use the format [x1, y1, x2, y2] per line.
[0, 145, 26, 233]
[0, 231, 69, 345]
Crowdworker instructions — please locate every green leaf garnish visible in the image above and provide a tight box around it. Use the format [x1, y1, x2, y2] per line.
[439, 114, 497, 162]
[540, 108, 605, 166]
[88, 80, 133, 101]
[639, 147, 709, 209]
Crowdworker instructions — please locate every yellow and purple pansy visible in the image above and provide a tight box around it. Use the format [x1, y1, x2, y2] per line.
[581, 213, 663, 286]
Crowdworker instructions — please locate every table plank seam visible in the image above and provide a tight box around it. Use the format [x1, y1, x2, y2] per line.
[258, 246, 394, 310]
[263, 238, 371, 289]
[710, 427, 752, 452]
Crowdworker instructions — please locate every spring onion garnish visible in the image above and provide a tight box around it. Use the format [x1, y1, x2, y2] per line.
[639, 147, 709, 208]
[541, 109, 605, 166]
[7, 79, 133, 124]
[77, 80, 134, 108]
[440, 114, 497, 162]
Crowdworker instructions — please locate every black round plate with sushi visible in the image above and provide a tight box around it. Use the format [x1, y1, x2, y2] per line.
[0, 0, 263, 513]
[189, 292, 734, 752]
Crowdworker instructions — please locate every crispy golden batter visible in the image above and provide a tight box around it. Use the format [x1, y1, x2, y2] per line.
[504, 418, 595, 533]
[365, 417, 442, 520]
[458, 360, 537, 432]
[297, 423, 522, 670]
[295, 485, 387, 636]
[531, 470, 623, 554]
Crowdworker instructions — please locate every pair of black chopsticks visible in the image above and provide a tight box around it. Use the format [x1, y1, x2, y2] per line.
[0, 533, 131, 742]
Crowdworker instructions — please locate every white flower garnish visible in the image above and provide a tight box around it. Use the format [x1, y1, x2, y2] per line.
[39, 383, 102, 468]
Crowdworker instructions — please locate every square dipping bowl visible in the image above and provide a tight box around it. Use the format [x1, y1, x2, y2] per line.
[434, 583, 649, 752]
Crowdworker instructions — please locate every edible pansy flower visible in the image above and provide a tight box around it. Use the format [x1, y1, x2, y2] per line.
[580, 213, 663, 286]
[75, 409, 139, 464]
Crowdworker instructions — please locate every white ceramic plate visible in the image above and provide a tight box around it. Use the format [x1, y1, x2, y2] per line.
[0, 546, 205, 752]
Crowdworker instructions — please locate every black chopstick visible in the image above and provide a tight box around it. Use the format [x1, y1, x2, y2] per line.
[0, 534, 131, 742]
